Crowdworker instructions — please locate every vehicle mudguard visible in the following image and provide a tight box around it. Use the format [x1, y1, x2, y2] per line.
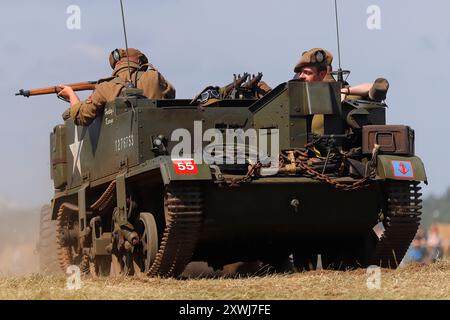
[159, 156, 212, 185]
[376, 155, 427, 182]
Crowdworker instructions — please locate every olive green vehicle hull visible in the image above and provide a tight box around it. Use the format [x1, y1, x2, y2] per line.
[46, 81, 426, 276]
[196, 178, 382, 266]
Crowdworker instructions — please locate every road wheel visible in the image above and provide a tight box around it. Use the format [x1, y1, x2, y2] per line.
[137, 212, 158, 273]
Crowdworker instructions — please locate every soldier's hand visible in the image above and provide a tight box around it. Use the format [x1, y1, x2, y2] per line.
[57, 85, 80, 105]
[57, 85, 75, 99]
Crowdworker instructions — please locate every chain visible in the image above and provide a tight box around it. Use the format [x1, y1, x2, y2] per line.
[296, 161, 371, 191]
[223, 160, 372, 191]
[225, 162, 263, 186]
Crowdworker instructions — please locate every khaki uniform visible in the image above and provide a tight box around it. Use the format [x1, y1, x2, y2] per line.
[294, 48, 334, 135]
[70, 62, 175, 126]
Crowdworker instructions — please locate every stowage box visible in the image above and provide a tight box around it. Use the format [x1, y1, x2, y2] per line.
[362, 125, 415, 156]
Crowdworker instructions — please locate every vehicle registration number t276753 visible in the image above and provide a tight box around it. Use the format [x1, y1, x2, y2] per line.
[115, 135, 134, 152]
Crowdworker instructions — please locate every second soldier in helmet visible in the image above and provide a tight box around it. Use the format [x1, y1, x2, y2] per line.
[293, 48, 389, 102]
[291, 48, 390, 134]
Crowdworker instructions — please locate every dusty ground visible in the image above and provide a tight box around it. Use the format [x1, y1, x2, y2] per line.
[0, 201, 448, 300]
[0, 260, 448, 300]
[0, 202, 39, 275]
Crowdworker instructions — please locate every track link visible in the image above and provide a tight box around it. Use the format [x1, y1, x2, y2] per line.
[147, 182, 203, 277]
[371, 181, 422, 268]
[56, 202, 89, 273]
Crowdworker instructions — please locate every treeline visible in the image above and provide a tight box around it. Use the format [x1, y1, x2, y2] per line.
[422, 187, 450, 229]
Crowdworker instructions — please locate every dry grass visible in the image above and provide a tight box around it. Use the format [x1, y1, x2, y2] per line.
[0, 260, 448, 300]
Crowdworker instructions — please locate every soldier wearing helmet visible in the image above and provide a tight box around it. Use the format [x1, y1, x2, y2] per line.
[294, 48, 334, 82]
[293, 48, 389, 101]
[293, 48, 389, 134]
[59, 48, 175, 126]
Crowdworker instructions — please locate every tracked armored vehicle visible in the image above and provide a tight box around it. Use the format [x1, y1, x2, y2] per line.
[38, 79, 426, 277]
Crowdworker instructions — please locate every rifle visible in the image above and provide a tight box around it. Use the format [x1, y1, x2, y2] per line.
[242, 72, 263, 89]
[220, 73, 249, 98]
[15, 81, 97, 98]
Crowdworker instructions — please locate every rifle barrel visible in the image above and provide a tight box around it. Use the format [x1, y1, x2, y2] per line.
[15, 81, 97, 97]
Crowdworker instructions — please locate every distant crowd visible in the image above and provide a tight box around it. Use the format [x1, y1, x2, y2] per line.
[404, 225, 448, 264]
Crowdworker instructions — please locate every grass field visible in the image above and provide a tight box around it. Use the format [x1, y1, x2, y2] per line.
[0, 260, 448, 300]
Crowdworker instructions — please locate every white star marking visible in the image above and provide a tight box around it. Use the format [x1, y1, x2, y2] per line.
[69, 125, 84, 175]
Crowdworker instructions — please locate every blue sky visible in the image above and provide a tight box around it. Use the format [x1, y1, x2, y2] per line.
[0, 0, 449, 206]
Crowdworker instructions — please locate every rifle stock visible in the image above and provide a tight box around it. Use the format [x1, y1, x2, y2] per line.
[15, 81, 97, 98]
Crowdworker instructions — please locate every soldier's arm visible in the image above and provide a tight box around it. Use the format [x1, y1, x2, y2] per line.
[59, 85, 81, 122]
[69, 85, 108, 126]
[58, 85, 81, 105]
[341, 83, 372, 97]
